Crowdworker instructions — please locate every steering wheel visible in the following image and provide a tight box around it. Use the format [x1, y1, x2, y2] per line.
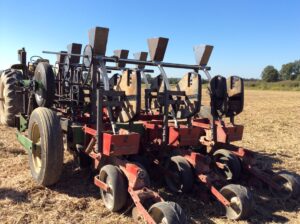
[30, 56, 43, 63]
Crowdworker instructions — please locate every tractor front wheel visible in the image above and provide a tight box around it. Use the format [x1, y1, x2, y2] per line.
[34, 62, 55, 107]
[28, 107, 64, 186]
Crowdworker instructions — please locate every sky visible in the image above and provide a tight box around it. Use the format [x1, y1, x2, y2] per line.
[0, 0, 299, 79]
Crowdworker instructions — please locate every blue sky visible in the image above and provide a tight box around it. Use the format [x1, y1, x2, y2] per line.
[0, 0, 299, 78]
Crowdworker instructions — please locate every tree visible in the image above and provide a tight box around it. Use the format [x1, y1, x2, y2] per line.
[169, 78, 180, 85]
[293, 60, 300, 80]
[261, 65, 279, 82]
[280, 63, 294, 80]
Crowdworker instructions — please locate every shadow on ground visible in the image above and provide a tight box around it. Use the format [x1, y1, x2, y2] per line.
[46, 150, 300, 224]
[0, 188, 29, 203]
[50, 160, 100, 199]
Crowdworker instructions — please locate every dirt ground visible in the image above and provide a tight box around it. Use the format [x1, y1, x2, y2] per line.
[0, 89, 300, 224]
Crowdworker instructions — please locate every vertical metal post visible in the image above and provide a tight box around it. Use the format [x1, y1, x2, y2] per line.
[22, 87, 27, 115]
[91, 64, 98, 123]
[70, 68, 74, 116]
[204, 69, 216, 144]
[162, 84, 168, 144]
[203, 69, 212, 81]
[98, 58, 117, 134]
[96, 86, 103, 153]
[58, 63, 61, 97]
[157, 64, 178, 128]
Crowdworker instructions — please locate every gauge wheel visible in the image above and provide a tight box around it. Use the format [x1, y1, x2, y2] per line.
[164, 156, 194, 193]
[99, 165, 128, 212]
[148, 201, 187, 224]
[213, 149, 241, 181]
[270, 172, 300, 199]
[220, 184, 253, 220]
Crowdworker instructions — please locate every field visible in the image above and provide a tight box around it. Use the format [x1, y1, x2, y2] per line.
[0, 89, 300, 224]
[244, 80, 300, 91]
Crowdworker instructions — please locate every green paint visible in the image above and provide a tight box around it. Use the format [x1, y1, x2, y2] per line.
[16, 132, 40, 153]
[20, 80, 44, 90]
[19, 114, 28, 132]
[16, 132, 33, 153]
[21, 80, 31, 87]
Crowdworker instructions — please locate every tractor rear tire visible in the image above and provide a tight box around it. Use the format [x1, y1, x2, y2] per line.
[0, 69, 23, 126]
[34, 62, 55, 107]
[28, 107, 64, 186]
[165, 156, 194, 193]
[148, 201, 187, 224]
[99, 165, 128, 212]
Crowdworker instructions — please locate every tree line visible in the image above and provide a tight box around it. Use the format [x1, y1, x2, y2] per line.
[261, 60, 300, 82]
[143, 59, 300, 84]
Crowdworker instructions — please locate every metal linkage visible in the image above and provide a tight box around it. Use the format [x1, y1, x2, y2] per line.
[43, 50, 211, 71]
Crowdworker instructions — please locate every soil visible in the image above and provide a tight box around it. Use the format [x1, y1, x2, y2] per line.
[0, 90, 299, 224]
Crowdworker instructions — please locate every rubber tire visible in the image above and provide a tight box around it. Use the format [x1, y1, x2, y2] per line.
[34, 62, 55, 107]
[132, 162, 151, 187]
[99, 165, 128, 212]
[270, 172, 300, 199]
[148, 201, 187, 224]
[0, 69, 23, 126]
[220, 184, 253, 220]
[28, 107, 64, 186]
[213, 149, 241, 181]
[130, 154, 150, 171]
[165, 156, 194, 193]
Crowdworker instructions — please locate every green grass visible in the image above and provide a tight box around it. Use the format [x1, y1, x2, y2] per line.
[244, 80, 300, 91]
[142, 80, 300, 91]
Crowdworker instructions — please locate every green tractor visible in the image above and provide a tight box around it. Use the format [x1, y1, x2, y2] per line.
[0, 48, 52, 126]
